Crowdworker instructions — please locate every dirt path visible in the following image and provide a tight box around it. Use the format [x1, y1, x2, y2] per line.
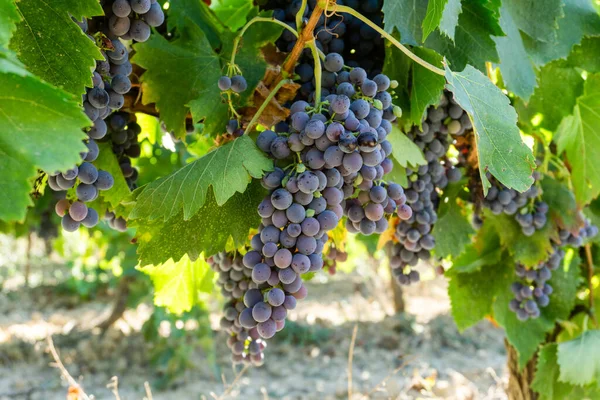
[0, 270, 508, 400]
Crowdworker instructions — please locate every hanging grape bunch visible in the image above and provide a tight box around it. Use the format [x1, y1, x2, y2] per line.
[218, 74, 248, 137]
[103, 0, 165, 42]
[390, 92, 466, 285]
[100, 112, 142, 190]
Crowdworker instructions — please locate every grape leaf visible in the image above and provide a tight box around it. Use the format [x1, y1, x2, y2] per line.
[130, 135, 272, 222]
[382, 0, 428, 46]
[492, 6, 537, 100]
[422, 0, 462, 42]
[193, 9, 283, 136]
[447, 253, 512, 331]
[132, 18, 223, 139]
[138, 254, 214, 315]
[10, 0, 103, 97]
[554, 74, 600, 205]
[444, 64, 535, 194]
[92, 143, 130, 209]
[564, 37, 600, 73]
[432, 182, 474, 258]
[425, 1, 502, 71]
[451, 222, 502, 274]
[168, 0, 225, 50]
[557, 330, 600, 387]
[386, 157, 408, 188]
[541, 176, 579, 230]
[485, 211, 553, 267]
[524, 0, 600, 66]
[0, 60, 89, 222]
[210, 0, 253, 31]
[387, 124, 426, 168]
[0, 0, 19, 48]
[409, 48, 446, 127]
[494, 253, 580, 368]
[135, 180, 265, 266]
[502, 0, 564, 43]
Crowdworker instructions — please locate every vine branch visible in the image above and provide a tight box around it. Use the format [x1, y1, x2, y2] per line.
[281, 1, 325, 76]
[333, 4, 446, 76]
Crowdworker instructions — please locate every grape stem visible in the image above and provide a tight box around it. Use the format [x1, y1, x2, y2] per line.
[584, 243, 598, 327]
[296, 0, 308, 31]
[332, 4, 446, 76]
[244, 79, 293, 135]
[307, 39, 322, 107]
[229, 17, 299, 70]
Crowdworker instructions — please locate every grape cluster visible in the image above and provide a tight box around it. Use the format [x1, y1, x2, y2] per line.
[509, 218, 598, 321]
[101, 0, 165, 42]
[218, 75, 248, 137]
[263, 0, 385, 74]
[483, 172, 547, 236]
[209, 252, 267, 366]
[390, 94, 465, 285]
[324, 244, 348, 275]
[100, 112, 142, 190]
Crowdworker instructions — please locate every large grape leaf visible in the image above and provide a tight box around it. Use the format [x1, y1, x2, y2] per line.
[0, 0, 19, 48]
[422, 0, 462, 42]
[444, 64, 536, 194]
[130, 135, 272, 222]
[492, 6, 537, 100]
[387, 124, 426, 168]
[524, 0, 600, 66]
[409, 48, 446, 126]
[10, 0, 103, 98]
[193, 9, 283, 136]
[382, 0, 428, 46]
[541, 176, 579, 230]
[425, 1, 502, 71]
[135, 180, 265, 266]
[168, 0, 225, 50]
[92, 143, 130, 209]
[210, 0, 253, 31]
[133, 19, 223, 139]
[432, 182, 474, 258]
[451, 223, 502, 274]
[502, 0, 564, 43]
[557, 330, 600, 387]
[138, 254, 213, 315]
[494, 253, 581, 368]
[0, 58, 89, 222]
[554, 75, 600, 205]
[447, 253, 512, 331]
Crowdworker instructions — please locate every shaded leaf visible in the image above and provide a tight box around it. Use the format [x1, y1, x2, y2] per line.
[502, 0, 564, 43]
[387, 124, 426, 168]
[432, 182, 475, 258]
[541, 176, 579, 230]
[382, 0, 428, 45]
[557, 330, 600, 387]
[409, 47, 446, 126]
[210, 0, 253, 31]
[92, 143, 130, 209]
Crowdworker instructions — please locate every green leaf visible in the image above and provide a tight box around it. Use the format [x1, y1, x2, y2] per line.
[502, 0, 564, 43]
[387, 124, 426, 168]
[524, 0, 600, 66]
[447, 253, 512, 331]
[485, 211, 553, 267]
[492, 6, 537, 100]
[92, 143, 130, 209]
[451, 222, 502, 274]
[130, 135, 272, 222]
[382, 0, 428, 45]
[382, 40, 412, 124]
[422, 0, 462, 42]
[0, 0, 20, 48]
[432, 182, 474, 258]
[210, 0, 253, 31]
[444, 64, 535, 194]
[168, 0, 225, 50]
[138, 254, 214, 315]
[10, 0, 103, 97]
[387, 157, 408, 188]
[425, 1, 502, 71]
[135, 180, 265, 266]
[132, 18, 223, 139]
[494, 253, 580, 368]
[0, 60, 89, 222]
[195, 10, 283, 136]
[409, 48, 446, 126]
[541, 176, 579, 230]
[554, 74, 600, 205]
[564, 37, 600, 73]
[557, 330, 600, 387]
